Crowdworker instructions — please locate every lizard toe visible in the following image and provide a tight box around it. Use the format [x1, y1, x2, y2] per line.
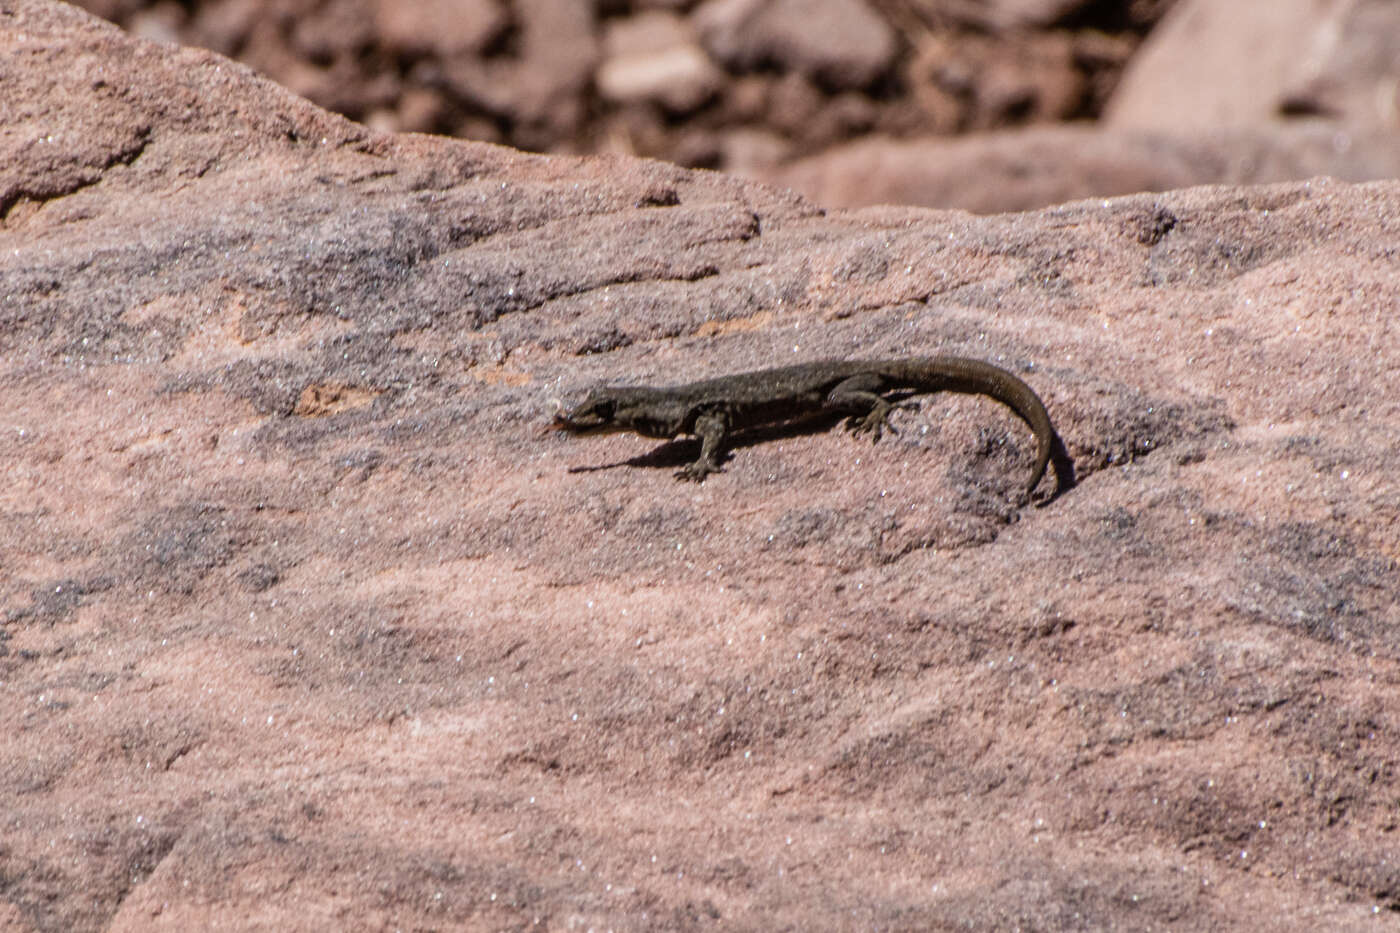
[676, 463, 718, 482]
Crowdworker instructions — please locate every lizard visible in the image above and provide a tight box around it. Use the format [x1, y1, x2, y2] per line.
[550, 356, 1059, 497]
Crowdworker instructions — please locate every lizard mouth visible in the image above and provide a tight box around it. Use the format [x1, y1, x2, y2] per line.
[549, 414, 623, 433]
[543, 397, 591, 433]
[546, 402, 616, 432]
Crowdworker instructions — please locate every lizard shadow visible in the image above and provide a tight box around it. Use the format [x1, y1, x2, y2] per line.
[565, 411, 851, 475]
[567, 403, 1077, 504]
[1042, 431, 1076, 505]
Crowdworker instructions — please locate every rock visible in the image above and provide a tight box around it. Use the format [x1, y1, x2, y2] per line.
[596, 11, 723, 113]
[694, 0, 898, 90]
[717, 127, 794, 174]
[373, 0, 507, 58]
[906, 29, 1091, 132]
[602, 10, 695, 60]
[125, 2, 184, 44]
[1106, 0, 1400, 130]
[5, 2, 1400, 929]
[440, 0, 598, 147]
[69, 0, 1175, 172]
[755, 123, 1400, 212]
[597, 45, 724, 113]
[1274, 0, 1400, 126]
[936, 0, 1100, 29]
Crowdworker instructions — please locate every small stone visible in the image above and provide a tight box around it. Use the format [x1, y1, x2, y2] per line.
[694, 0, 897, 90]
[598, 12, 723, 113]
[374, 0, 508, 57]
[597, 46, 724, 113]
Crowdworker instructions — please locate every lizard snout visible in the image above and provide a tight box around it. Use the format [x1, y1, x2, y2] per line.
[541, 397, 571, 434]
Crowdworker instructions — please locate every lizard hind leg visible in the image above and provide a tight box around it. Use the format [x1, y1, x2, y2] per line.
[827, 375, 914, 443]
[845, 399, 919, 441]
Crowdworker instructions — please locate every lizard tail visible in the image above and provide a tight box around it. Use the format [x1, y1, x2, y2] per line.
[893, 356, 1056, 497]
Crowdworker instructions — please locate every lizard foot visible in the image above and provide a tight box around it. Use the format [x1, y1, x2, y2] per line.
[845, 415, 890, 441]
[845, 401, 916, 442]
[675, 461, 721, 482]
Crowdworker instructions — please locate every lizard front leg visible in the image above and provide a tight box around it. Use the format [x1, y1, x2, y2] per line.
[827, 374, 915, 442]
[677, 409, 730, 482]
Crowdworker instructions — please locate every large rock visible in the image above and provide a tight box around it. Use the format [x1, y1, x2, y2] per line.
[1107, 0, 1400, 130]
[753, 123, 1400, 212]
[4, 2, 1400, 929]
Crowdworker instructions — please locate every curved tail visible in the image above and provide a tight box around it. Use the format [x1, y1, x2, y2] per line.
[887, 356, 1056, 497]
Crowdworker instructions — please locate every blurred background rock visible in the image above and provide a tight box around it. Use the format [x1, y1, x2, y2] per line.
[77, 0, 1400, 211]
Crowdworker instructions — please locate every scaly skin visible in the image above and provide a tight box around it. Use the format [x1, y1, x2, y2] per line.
[552, 356, 1059, 496]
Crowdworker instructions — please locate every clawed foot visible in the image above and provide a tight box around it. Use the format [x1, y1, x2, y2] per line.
[676, 461, 721, 482]
[845, 413, 889, 441]
[845, 401, 916, 442]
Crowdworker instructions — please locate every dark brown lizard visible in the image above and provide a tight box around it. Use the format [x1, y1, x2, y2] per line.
[551, 356, 1062, 497]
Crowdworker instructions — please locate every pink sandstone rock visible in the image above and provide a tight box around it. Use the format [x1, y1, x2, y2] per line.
[3, 2, 1400, 929]
[752, 123, 1400, 213]
[1106, 0, 1400, 130]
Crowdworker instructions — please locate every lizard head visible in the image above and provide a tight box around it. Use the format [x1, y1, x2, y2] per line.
[550, 390, 623, 434]
[550, 386, 684, 438]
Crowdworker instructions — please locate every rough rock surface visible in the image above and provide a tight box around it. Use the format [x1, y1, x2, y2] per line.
[4, 3, 1400, 931]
